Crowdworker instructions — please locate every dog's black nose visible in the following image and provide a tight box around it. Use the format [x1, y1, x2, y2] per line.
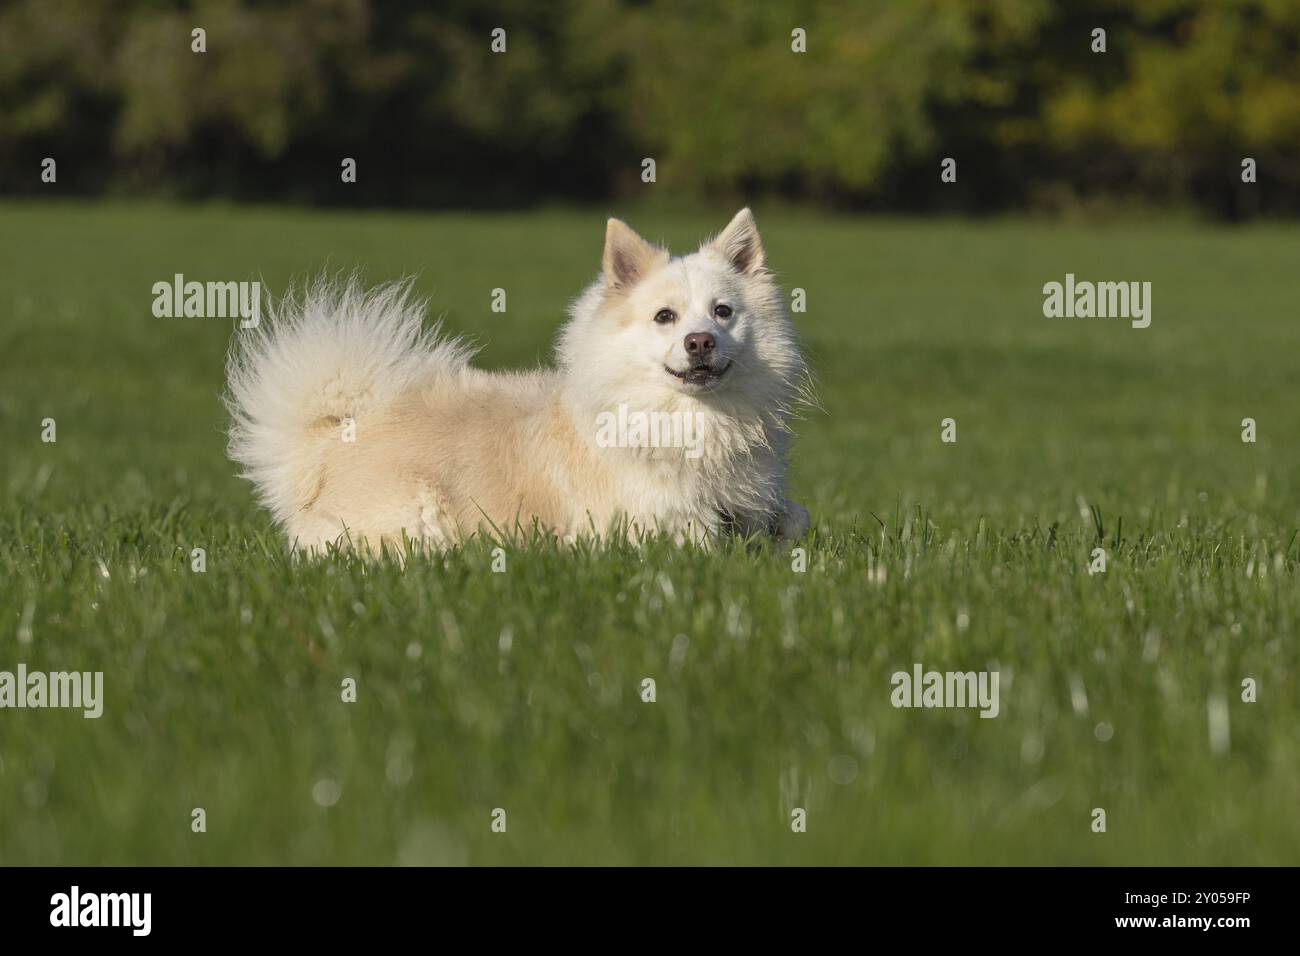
[684, 332, 716, 357]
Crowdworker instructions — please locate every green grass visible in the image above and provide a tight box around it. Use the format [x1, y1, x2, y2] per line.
[1, 201, 1297, 865]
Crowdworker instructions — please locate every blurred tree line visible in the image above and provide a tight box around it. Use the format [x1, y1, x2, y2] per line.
[1, 0, 1297, 217]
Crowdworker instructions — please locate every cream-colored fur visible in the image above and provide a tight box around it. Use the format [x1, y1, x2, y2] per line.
[225, 208, 810, 554]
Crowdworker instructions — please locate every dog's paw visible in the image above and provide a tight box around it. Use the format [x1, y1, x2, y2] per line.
[775, 499, 809, 540]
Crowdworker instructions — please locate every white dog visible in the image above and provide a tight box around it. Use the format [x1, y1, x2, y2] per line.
[225, 208, 810, 553]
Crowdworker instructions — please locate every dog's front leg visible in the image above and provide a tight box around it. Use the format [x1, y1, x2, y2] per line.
[773, 498, 810, 540]
[721, 500, 809, 541]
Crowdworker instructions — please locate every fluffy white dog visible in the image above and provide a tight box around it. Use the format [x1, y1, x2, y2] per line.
[226, 208, 810, 553]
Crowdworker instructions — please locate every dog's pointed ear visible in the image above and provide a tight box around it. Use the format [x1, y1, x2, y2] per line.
[603, 218, 664, 293]
[708, 207, 766, 276]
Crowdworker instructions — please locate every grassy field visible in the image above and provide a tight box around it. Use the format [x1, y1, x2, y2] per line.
[1, 201, 1297, 865]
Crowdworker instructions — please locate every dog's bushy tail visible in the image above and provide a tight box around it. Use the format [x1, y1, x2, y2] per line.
[224, 274, 473, 526]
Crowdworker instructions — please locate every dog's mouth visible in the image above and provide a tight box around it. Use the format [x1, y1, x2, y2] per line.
[665, 361, 732, 387]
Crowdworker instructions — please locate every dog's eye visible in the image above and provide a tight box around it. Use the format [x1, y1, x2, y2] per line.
[654, 308, 676, 324]
[713, 304, 733, 319]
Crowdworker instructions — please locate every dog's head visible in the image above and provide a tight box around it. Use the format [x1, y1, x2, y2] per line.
[560, 209, 804, 417]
